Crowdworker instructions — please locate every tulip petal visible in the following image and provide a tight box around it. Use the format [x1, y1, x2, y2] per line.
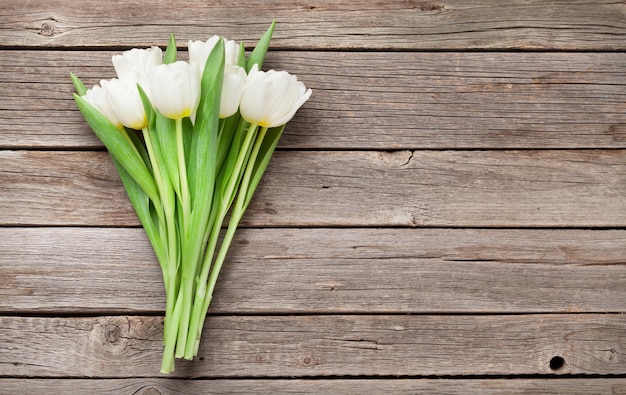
[83, 84, 123, 129]
[219, 66, 247, 119]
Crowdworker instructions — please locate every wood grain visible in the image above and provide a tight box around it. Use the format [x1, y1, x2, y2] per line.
[0, 378, 624, 394]
[1, 150, 625, 227]
[1, 227, 625, 314]
[0, 151, 136, 226]
[2, 51, 625, 149]
[3, 0, 626, 386]
[2, 1, 625, 50]
[1, 314, 624, 377]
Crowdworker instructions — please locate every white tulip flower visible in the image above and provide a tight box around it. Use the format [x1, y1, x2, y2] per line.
[223, 39, 240, 67]
[112, 46, 162, 82]
[101, 78, 148, 130]
[112, 47, 162, 104]
[187, 36, 244, 119]
[188, 36, 240, 78]
[188, 36, 220, 70]
[240, 65, 312, 128]
[219, 65, 247, 119]
[149, 61, 200, 119]
[82, 84, 122, 129]
[188, 36, 240, 67]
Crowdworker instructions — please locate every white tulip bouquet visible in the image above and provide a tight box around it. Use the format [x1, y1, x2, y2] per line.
[70, 23, 311, 373]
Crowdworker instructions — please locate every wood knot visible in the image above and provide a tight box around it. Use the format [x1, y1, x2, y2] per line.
[104, 324, 121, 343]
[300, 355, 319, 367]
[39, 20, 56, 37]
[376, 150, 414, 167]
[90, 317, 132, 355]
[419, 2, 445, 11]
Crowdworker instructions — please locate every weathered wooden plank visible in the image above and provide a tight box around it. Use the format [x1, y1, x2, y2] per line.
[1, 314, 624, 377]
[0, 151, 136, 226]
[0, 378, 624, 395]
[2, 51, 625, 149]
[2, 1, 625, 50]
[1, 227, 625, 314]
[1, 150, 625, 227]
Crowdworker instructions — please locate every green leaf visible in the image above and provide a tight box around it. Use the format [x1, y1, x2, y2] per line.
[242, 125, 285, 211]
[164, 34, 177, 64]
[182, 117, 194, 170]
[184, 38, 224, 279]
[73, 93, 160, 204]
[176, 40, 226, 358]
[126, 128, 151, 171]
[215, 119, 249, 205]
[216, 115, 243, 173]
[112, 157, 166, 270]
[246, 21, 276, 72]
[70, 73, 87, 96]
[189, 37, 224, 211]
[237, 42, 246, 68]
[137, 85, 180, 201]
[137, 84, 155, 126]
[217, 122, 257, 214]
[154, 111, 180, 197]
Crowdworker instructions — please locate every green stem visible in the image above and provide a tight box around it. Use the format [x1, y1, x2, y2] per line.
[221, 123, 259, 210]
[174, 118, 195, 357]
[234, 126, 268, 215]
[126, 128, 163, 216]
[217, 117, 226, 140]
[142, 128, 171, 278]
[160, 289, 183, 374]
[175, 118, 190, 231]
[143, 127, 179, 354]
[175, 275, 191, 358]
[189, 127, 268, 358]
[183, 123, 259, 358]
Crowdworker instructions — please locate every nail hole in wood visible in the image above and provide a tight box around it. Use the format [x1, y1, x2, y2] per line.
[549, 355, 565, 371]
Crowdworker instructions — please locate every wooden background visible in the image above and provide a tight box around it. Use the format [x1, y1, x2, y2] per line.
[1, 1, 626, 393]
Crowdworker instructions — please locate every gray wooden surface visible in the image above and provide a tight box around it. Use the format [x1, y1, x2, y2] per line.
[2, 51, 626, 150]
[2, 228, 626, 314]
[2, 315, 625, 377]
[1, 0, 625, 393]
[0, 378, 625, 395]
